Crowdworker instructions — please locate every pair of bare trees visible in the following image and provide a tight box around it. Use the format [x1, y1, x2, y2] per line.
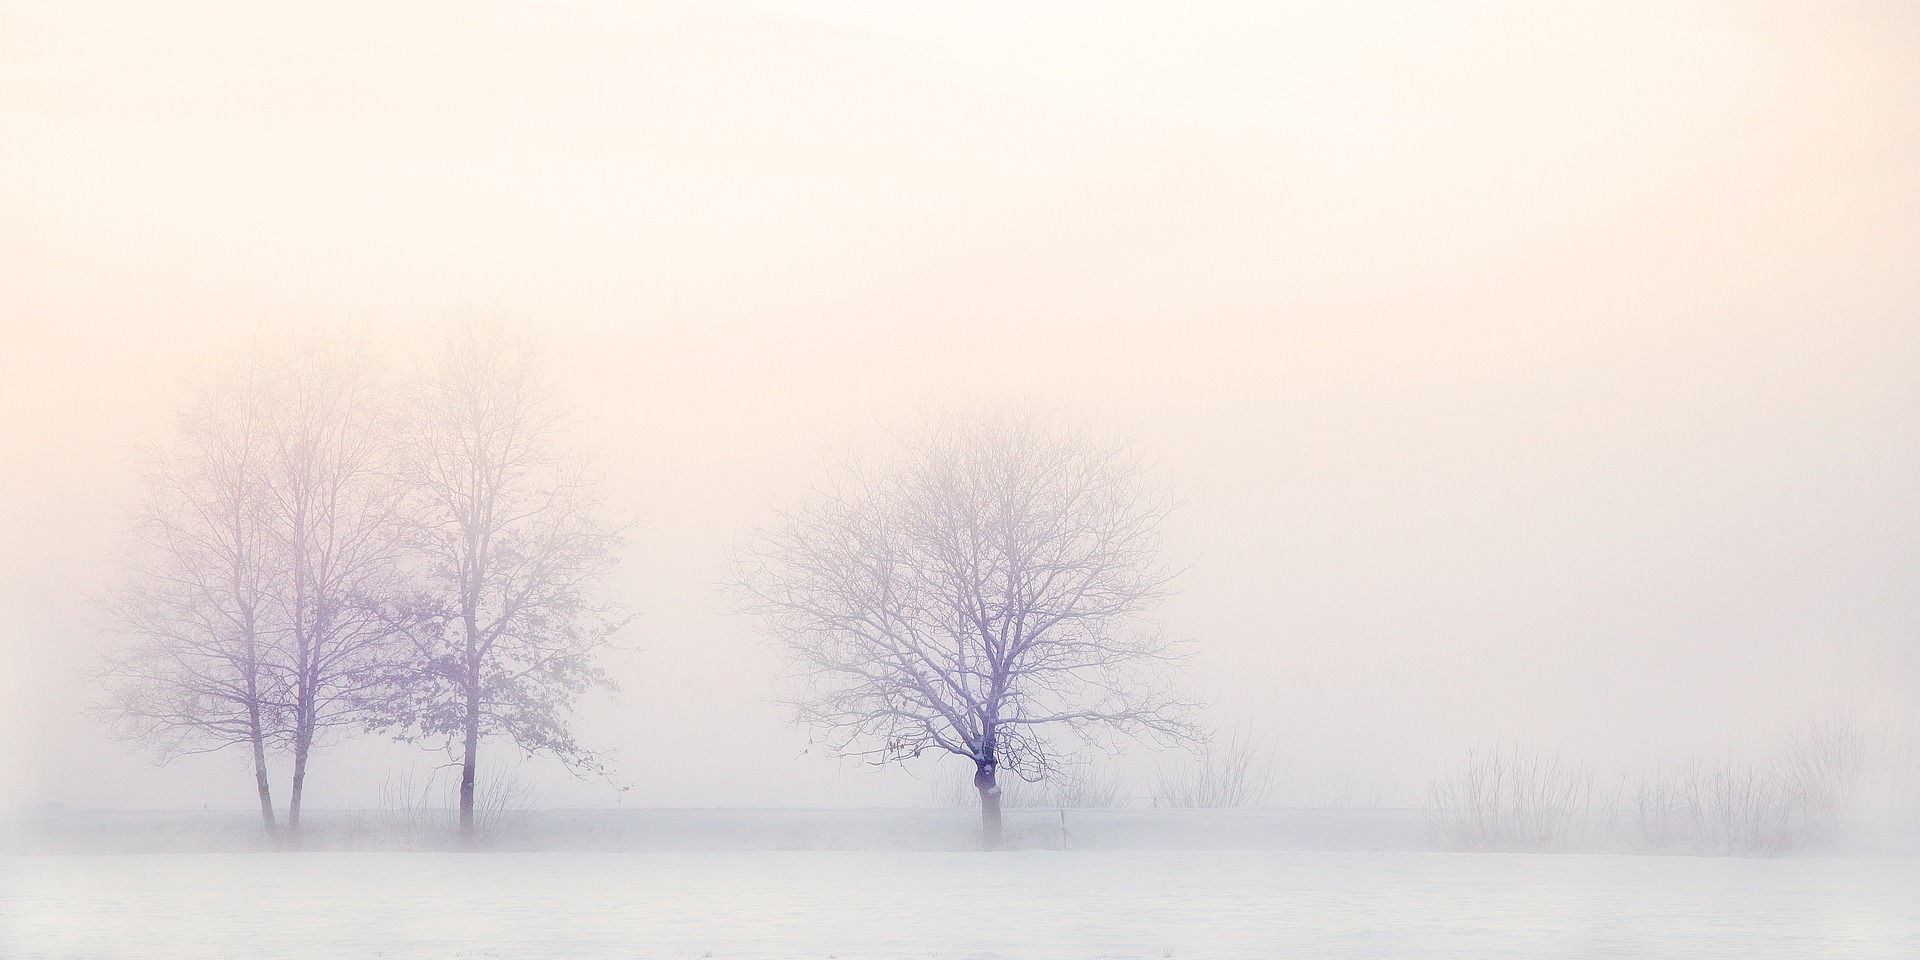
[99, 323, 622, 842]
[99, 339, 401, 833]
[731, 410, 1198, 847]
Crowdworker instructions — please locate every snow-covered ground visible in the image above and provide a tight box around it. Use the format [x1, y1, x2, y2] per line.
[0, 807, 1435, 855]
[8, 805, 1917, 855]
[3, 809, 1917, 959]
[3, 848, 1918, 959]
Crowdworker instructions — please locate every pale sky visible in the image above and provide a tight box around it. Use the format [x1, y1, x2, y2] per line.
[2, 0, 1917, 810]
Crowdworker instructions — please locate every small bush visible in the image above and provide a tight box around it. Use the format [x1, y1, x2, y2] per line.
[1632, 708, 1913, 856]
[1427, 744, 1606, 852]
[378, 762, 536, 847]
[1151, 728, 1282, 808]
[1631, 758, 1810, 856]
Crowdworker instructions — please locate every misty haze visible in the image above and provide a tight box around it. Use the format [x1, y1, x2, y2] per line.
[3, 2, 1917, 958]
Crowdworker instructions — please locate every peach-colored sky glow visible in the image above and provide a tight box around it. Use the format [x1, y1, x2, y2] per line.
[3, 0, 1917, 809]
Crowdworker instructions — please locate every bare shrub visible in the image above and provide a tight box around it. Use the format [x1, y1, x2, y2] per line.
[379, 766, 450, 848]
[1152, 728, 1282, 808]
[1865, 722, 1920, 825]
[378, 761, 536, 847]
[1051, 763, 1133, 808]
[1631, 767, 1693, 852]
[1686, 757, 1810, 856]
[1631, 761, 1803, 856]
[1778, 705, 1896, 838]
[1427, 744, 1604, 852]
[1633, 708, 1914, 856]
[471, 764, 538, 840]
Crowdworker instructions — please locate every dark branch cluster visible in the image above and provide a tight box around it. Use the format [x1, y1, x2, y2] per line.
[732, 408, 1198, 785]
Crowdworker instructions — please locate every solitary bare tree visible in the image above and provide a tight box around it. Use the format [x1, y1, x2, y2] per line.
[100, 358, 286, 831]
[732, 409, 1196, 847]
[382, 320, 625, 841]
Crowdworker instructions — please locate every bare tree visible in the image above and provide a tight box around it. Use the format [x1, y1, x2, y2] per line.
[99, 335, 407, 837]
[259, 336, 409, 830]
[731, 409, 1196, 848]
[381, 320, 625, 841]
[99, 358, 286, 831]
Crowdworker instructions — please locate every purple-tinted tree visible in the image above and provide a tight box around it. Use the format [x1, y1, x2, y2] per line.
[260, 335, 410, 830]
[381, 321, 625, 841]
[100, 335, 409, 838]
[731, 409, 1196, 848]
[100, 358, 287, 831]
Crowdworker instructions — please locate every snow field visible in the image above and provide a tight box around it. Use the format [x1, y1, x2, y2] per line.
[4, 850, 1917, 960]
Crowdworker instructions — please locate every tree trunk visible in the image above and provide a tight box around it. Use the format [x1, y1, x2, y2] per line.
[242, 621, 277, 838]
[287, 723, 311, 839]
[459, 695, 480, 843]
[459, 593, 482, 844]
[287, 670, 317, 839]
[974, 759, 1003, 850]
[248, 711, 277, 836]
